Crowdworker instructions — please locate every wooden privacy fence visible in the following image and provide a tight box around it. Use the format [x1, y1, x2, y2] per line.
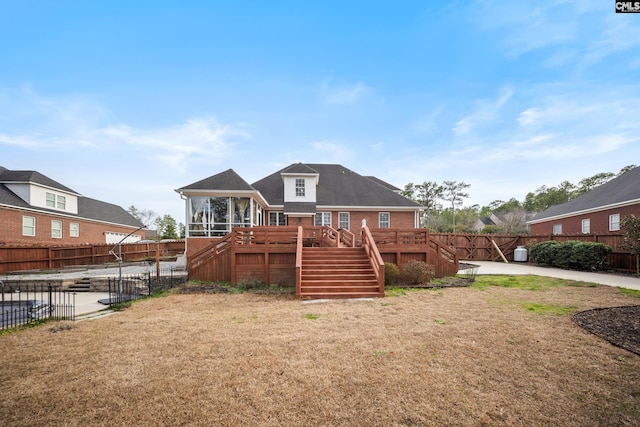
[431, 233, 635, 272]
[0, 240, 185, 274]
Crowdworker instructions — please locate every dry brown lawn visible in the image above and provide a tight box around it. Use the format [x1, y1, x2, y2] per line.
[1, 276, 640, 427]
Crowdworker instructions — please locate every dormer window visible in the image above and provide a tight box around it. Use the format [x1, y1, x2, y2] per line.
[46, 192, 55, 208]
[295, 179, 305, 197]
[46, 192, 67, 210]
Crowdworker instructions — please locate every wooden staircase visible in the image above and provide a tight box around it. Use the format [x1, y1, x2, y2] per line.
[299, 247, 384, 299]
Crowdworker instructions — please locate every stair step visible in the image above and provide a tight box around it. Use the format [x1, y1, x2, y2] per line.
[301, 284, 378, 293]
[299, 246, 382, 299]
[300, 292, 384, 299]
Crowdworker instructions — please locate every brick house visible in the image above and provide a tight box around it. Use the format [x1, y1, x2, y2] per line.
[176, 163, 423, 256]
[0, 167, 144, 245]
[527, 166, 640, 235]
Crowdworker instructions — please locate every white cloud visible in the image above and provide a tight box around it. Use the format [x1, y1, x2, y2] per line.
[0, 88, 249, 172]
[310, 139, 353, 163]
[453, 87, 513, 135]
[581, 14, 640, 67]
[100, 118, 249, 171]
[321, 80, 371, 105]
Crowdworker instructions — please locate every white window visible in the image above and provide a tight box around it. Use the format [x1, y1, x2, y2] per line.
[70, 222, 79, 237]
[46, 192, 56, 208]
[23, 216, 36, 236]
[379, 212, 390, 228]
[338, 212, 350, 230]
[552, 223, 562, 235]
[315, 212, 332, 226]
[581, 219, 590, 234]
[609, 214, 620, 231]
[295, 178, 305, 197]
[269, 212, 286, 226]
[46, 192, 66, 210]
[51, 220, 62, 239]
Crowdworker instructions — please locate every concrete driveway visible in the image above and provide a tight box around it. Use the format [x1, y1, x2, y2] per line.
[461, 261, 640, 291]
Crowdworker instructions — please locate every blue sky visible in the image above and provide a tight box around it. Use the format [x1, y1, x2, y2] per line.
[2, 1, 639, 223]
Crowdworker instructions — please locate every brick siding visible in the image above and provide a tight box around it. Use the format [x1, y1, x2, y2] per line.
[529, 204, 640, 235]
[0, 207, 144, 245]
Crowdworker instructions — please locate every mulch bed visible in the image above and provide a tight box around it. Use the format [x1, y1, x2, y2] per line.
[573, 305, 640, 356]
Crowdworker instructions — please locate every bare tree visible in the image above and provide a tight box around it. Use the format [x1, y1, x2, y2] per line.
[442, 181, 470, 232]
[127, 205, 156, 228]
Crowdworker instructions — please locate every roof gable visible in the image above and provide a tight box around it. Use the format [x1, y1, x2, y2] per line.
[177, 169, 254, 191]
[281, 163, 319, 175]
[253, 163, 422, 208]
[530, 166, 640, 222]
[0, 168, 78, 194]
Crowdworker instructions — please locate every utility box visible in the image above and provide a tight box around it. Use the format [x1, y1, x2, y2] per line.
[514, 246, 528, 262]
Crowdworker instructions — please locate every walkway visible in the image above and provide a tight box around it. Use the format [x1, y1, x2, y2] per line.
[461, 261, 640, 291]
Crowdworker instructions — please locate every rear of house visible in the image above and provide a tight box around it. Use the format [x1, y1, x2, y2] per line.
[176, 163, 424, 258]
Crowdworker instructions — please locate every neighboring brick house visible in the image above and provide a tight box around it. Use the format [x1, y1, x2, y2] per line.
[176, 163, 424, 255]
[0, 167, 144, 245]
[527, 166, 640, 235]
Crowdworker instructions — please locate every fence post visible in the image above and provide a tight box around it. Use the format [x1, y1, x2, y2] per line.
[48, 283, 53, 320]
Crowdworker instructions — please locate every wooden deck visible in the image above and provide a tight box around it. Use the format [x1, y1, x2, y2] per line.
[188, 226, 459, 298]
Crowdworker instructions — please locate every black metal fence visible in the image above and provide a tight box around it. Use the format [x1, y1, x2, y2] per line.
[105, 267, 188, 307]
[1, 281, 75, 330]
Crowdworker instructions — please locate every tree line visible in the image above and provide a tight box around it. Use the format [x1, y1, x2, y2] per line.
[127, 206, 185, 240]
[401, 165, 636, 234]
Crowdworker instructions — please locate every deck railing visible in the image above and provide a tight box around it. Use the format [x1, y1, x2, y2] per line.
[295, 226, 303, 296]
[361, 225, 385, 294]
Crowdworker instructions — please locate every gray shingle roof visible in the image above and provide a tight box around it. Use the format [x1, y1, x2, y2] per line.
[364, 176, 401, 192]
[284, 202, 317, 214]
[281, 163, 319, 175]
[0, 168, 79, 194]
[252, 163, 422, 208]
[0, 168, 142, 228]
[177, 169, 254, 191]
[529, 166, 640, 222]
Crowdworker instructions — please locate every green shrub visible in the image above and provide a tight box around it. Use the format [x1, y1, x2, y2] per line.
[399, 260, 435, 285]
[384, 262, 400, 285]
[529, 240, 611, 271]
[529, 240, 560, 265]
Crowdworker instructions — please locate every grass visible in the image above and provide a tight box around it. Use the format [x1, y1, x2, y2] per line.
[471, 274, 598, 291]
[620, 287, 640, 298]
[1, 276, 639, 426]
[520, 302, 576, 316]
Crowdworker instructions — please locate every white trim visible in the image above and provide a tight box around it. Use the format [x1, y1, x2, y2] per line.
[526, 199, 640, 225]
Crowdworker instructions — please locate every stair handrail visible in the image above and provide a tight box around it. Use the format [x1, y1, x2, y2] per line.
[361, 224, 385, 294]
[188, 232, 234, 270]
[295, 226, 303, 297]
[427, 236, 458, 266]
[321, 226, 339, 247]
[338, 228, 355, 247]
